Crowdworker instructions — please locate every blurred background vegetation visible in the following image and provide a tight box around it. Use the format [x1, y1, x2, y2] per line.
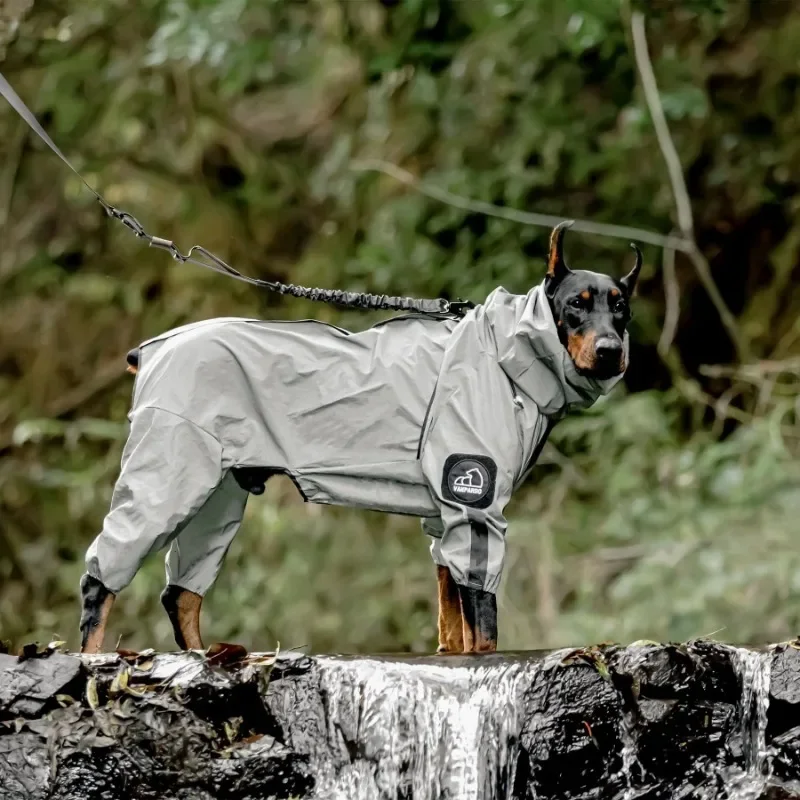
[1, 0, 799, 654]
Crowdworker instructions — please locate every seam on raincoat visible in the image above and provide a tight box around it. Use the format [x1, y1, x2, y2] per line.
[138, 404, 222, 445]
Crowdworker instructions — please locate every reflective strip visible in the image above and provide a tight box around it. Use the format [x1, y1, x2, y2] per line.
[467, 520, 489, 588]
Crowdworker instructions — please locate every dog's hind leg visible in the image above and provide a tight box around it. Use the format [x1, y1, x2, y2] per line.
[160, 586, 203, 650]
[161, 470, 249, 650]
[80, 406, 225, 653]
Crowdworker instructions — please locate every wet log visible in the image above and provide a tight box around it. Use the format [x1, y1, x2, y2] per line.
[1, 640, 799, 799]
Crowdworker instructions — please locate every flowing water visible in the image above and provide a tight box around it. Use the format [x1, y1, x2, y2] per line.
[296, 647, 792, 800]
[717, 648, 774, 800]
[308, 657, 530, 800]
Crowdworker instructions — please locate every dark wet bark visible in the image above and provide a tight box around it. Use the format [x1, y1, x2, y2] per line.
[1, 641, 799, 799]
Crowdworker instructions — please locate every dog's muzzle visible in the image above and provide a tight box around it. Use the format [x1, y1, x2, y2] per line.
[592, 336, 625, 377]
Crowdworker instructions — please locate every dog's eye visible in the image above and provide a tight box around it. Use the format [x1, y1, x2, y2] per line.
[612, 299, 627, 313]
[568, 297, 586, 310]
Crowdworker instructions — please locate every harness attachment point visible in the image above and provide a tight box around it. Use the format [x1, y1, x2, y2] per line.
[447, 300, 476, 316]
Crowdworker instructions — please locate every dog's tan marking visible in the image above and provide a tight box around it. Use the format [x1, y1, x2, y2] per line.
[461, 627, 497, 653]
[610, 288, 620, 298]
[547, 221, 572, 277]
[461, 613, 497, 653]
[567, 330, 597, 372]
[580, 290, 591, 301]
[436, 566, 464, 654]
[174, 589, 204, 650]
[126, 365, 138, 375]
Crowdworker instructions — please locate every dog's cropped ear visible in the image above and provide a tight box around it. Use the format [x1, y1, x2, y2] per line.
[545, 220, 574, 297]
[620, 243, 643, 296]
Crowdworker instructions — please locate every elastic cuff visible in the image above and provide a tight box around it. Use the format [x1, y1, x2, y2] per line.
[83, 563, 123, 595]
[163, 581, 207, 598]
[162, 578, 209, 598]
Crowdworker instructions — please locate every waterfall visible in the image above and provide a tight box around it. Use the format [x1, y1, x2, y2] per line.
[307, 656, 530, 800]
[719, 648, 773, 800]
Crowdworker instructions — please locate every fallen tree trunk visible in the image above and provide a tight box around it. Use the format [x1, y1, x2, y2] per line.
[1, 640, 799, 799]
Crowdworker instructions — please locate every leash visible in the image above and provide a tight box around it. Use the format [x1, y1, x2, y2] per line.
[0, 72, 474, 318]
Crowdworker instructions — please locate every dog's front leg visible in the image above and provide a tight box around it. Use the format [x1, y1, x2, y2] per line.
[79, 574, 115, 653]
[458, 585, 497, 653]
[436, 566, 465, 654]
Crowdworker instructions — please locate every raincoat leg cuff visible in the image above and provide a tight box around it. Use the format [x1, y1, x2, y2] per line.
[165, 579, 210, 598]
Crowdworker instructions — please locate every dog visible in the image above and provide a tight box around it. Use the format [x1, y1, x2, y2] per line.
[78, 220, 640, 655]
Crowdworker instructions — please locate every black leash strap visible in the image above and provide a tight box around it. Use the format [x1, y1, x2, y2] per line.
[0, 72, 474, 318]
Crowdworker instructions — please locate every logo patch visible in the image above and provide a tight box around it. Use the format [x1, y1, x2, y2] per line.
[442, 454, 497, 509]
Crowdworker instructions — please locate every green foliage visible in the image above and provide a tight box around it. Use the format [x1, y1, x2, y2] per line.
[1, 0, 799, 652]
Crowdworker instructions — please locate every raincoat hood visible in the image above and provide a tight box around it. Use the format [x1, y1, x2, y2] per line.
[487, 282, 628, 418]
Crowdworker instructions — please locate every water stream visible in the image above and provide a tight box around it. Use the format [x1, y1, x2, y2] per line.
[718, 648, 774, 800]
[309, 657, 530, 800]
[295, 646, 789, 800]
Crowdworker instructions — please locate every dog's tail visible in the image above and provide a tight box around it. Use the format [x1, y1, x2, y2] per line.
[126, 347, 140, 375]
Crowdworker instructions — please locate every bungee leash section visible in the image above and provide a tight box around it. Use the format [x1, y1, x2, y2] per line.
[0, 72, 474, 318]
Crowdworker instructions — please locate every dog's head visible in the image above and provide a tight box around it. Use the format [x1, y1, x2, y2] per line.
[544, 220, 642, 381]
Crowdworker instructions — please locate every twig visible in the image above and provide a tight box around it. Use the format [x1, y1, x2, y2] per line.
[700, 359, 800, 379]
[630, 14, 694, 238]
[677, 378, 799, 439]
[658, 233, 680, 357]
[350, 159, 693, 252]
[630, 11, 749, 363]
[697, 627, 726, 640]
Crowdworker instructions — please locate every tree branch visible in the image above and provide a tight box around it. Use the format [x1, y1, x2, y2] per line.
[350, 159, 693, 252]
[630, 13, 694, 239]
[658, 234, 680, 357]
[630, 11, 750, 362]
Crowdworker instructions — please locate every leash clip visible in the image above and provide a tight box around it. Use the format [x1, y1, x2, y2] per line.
[149, 236, 182, 260]
[105, 206, 147, 238]
[446, 299, 476, 317]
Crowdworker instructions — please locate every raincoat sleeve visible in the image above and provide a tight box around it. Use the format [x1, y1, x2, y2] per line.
[419, 314, 522, 595]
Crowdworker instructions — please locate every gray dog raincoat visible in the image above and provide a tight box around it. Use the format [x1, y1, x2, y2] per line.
[85, 282, 626, 598]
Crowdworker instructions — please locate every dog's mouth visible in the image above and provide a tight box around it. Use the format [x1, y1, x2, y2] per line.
[575, 361, 626, 381]
[568, 332, 626, 380]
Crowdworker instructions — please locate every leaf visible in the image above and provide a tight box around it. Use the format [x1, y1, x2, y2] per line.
[110, 668, 130, 696]
[56, 694, 76, 707]
[205, 642, 248, 666]
[223, 716, 242, 743]
[92, 735, 117, 749]
[76, 732, 116, 753]
[86, 677, 100, 710]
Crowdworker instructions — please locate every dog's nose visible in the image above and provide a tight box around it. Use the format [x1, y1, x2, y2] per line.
[595, 337, 622, 361]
